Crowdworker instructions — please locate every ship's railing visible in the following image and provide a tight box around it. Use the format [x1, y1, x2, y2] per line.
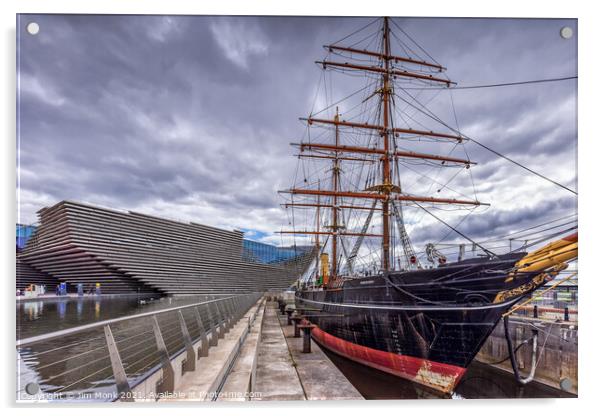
[17, 293, 263, 401]
[513, 304, 578, 322]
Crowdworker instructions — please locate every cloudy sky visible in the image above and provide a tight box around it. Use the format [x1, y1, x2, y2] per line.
[16, 15, 577, 254]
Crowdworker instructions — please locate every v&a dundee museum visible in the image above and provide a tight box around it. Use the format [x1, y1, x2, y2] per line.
[17, 200, 316, 295]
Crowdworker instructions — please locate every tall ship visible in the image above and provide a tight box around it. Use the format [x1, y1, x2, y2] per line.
[280, 17, 578, 394]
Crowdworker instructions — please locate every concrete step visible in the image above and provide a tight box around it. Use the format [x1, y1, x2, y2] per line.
[217, 303, 266, 401]
[157, 299, 264, 402]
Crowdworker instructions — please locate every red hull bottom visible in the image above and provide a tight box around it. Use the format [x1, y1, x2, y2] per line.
[311, 326, 466, 394]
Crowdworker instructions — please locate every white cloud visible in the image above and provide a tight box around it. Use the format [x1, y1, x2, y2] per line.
[18, 73, 66, 107]
[209, 18, 268, 69]
[147, 16, 179, 43]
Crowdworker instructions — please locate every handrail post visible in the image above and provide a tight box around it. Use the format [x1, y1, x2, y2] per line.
[225, 298, 235, 329]
[194, 306, 209, 357]
[215, 302, 227, 338]
[207, 303, 219, 347]
[230, 298, 238, 326]
[230, 297, 238, 320]
[151, 316, 175, 394]
[103, 325, 134, 402]
[234, 296, 243, 319]
[221, 298, 231, 330]
[177, 311, 196, 373]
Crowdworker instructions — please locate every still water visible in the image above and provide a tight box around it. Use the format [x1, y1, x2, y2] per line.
[17, 294, 223, 340]
[17, 294, 226, 399]
[323, 348, 576, 399]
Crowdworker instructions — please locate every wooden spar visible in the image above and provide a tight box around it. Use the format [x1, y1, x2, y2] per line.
[296, 142, 474, 165]
[283, 188, 489, 206]
[295, 154, 377, 163]
[284, 203, 383, 211]
[382, 16, 392, 271]
[325, 45, 446, 71]
[301, 118, 463, 142]
[316, 60, 455, 85]
[278, 231, 383, 237]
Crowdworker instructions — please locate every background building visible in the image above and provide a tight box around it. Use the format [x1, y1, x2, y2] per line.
[16, 200, 316, 295]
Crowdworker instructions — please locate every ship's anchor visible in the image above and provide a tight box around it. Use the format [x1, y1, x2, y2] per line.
[503, 315, 539, 385]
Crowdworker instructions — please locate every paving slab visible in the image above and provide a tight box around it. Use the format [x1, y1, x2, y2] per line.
[252, 303, 306, 401]
[278, 313, 363, 401]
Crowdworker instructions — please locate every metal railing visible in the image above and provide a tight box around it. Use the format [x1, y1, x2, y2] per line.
[513, 304, 578, 322]
[17, 293, 262, 401]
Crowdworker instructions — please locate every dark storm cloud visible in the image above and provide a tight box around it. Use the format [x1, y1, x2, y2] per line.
[17, 15, 577, 245]
[408, 194, 576, 247]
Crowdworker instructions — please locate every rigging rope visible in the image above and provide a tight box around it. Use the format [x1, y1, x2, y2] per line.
[413, 202, 498, 259]
[394, 88, 578, 195]
[470, 137, 577, 195]
[389, 18, 442, 66]
[330, 17, 382, 46]
[401, 76, 577, 90]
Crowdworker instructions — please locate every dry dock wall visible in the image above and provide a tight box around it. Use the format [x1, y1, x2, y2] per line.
[476, 318, 577, 395]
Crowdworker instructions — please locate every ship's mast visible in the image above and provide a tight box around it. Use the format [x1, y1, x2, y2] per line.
[315, 181, 321, 283]
[381, 16, 392, 271]
[280, 17, 487, 280]
[331, 109, 341, 278]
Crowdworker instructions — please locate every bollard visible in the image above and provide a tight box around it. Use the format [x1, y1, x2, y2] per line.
[302, 328, 311, 353]
[564, 306, 570, 321]
[291, 316, 303, 338]
[299, 324, 316, 353]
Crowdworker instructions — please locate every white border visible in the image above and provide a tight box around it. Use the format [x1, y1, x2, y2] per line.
[3, 1, 599, 415]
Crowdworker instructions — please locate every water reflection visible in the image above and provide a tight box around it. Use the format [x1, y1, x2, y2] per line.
[23, 301, 43, 322]
[58, 301, 66, 320]
[17, 294, 222, 398]
[17, 295, 219, 340]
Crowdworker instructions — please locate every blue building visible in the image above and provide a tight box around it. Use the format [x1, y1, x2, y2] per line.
[242, 239, 313, 265]
[16, 224, 37, 250]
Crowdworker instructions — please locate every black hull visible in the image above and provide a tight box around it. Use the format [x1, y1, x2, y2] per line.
[296, 253, 548, 393]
